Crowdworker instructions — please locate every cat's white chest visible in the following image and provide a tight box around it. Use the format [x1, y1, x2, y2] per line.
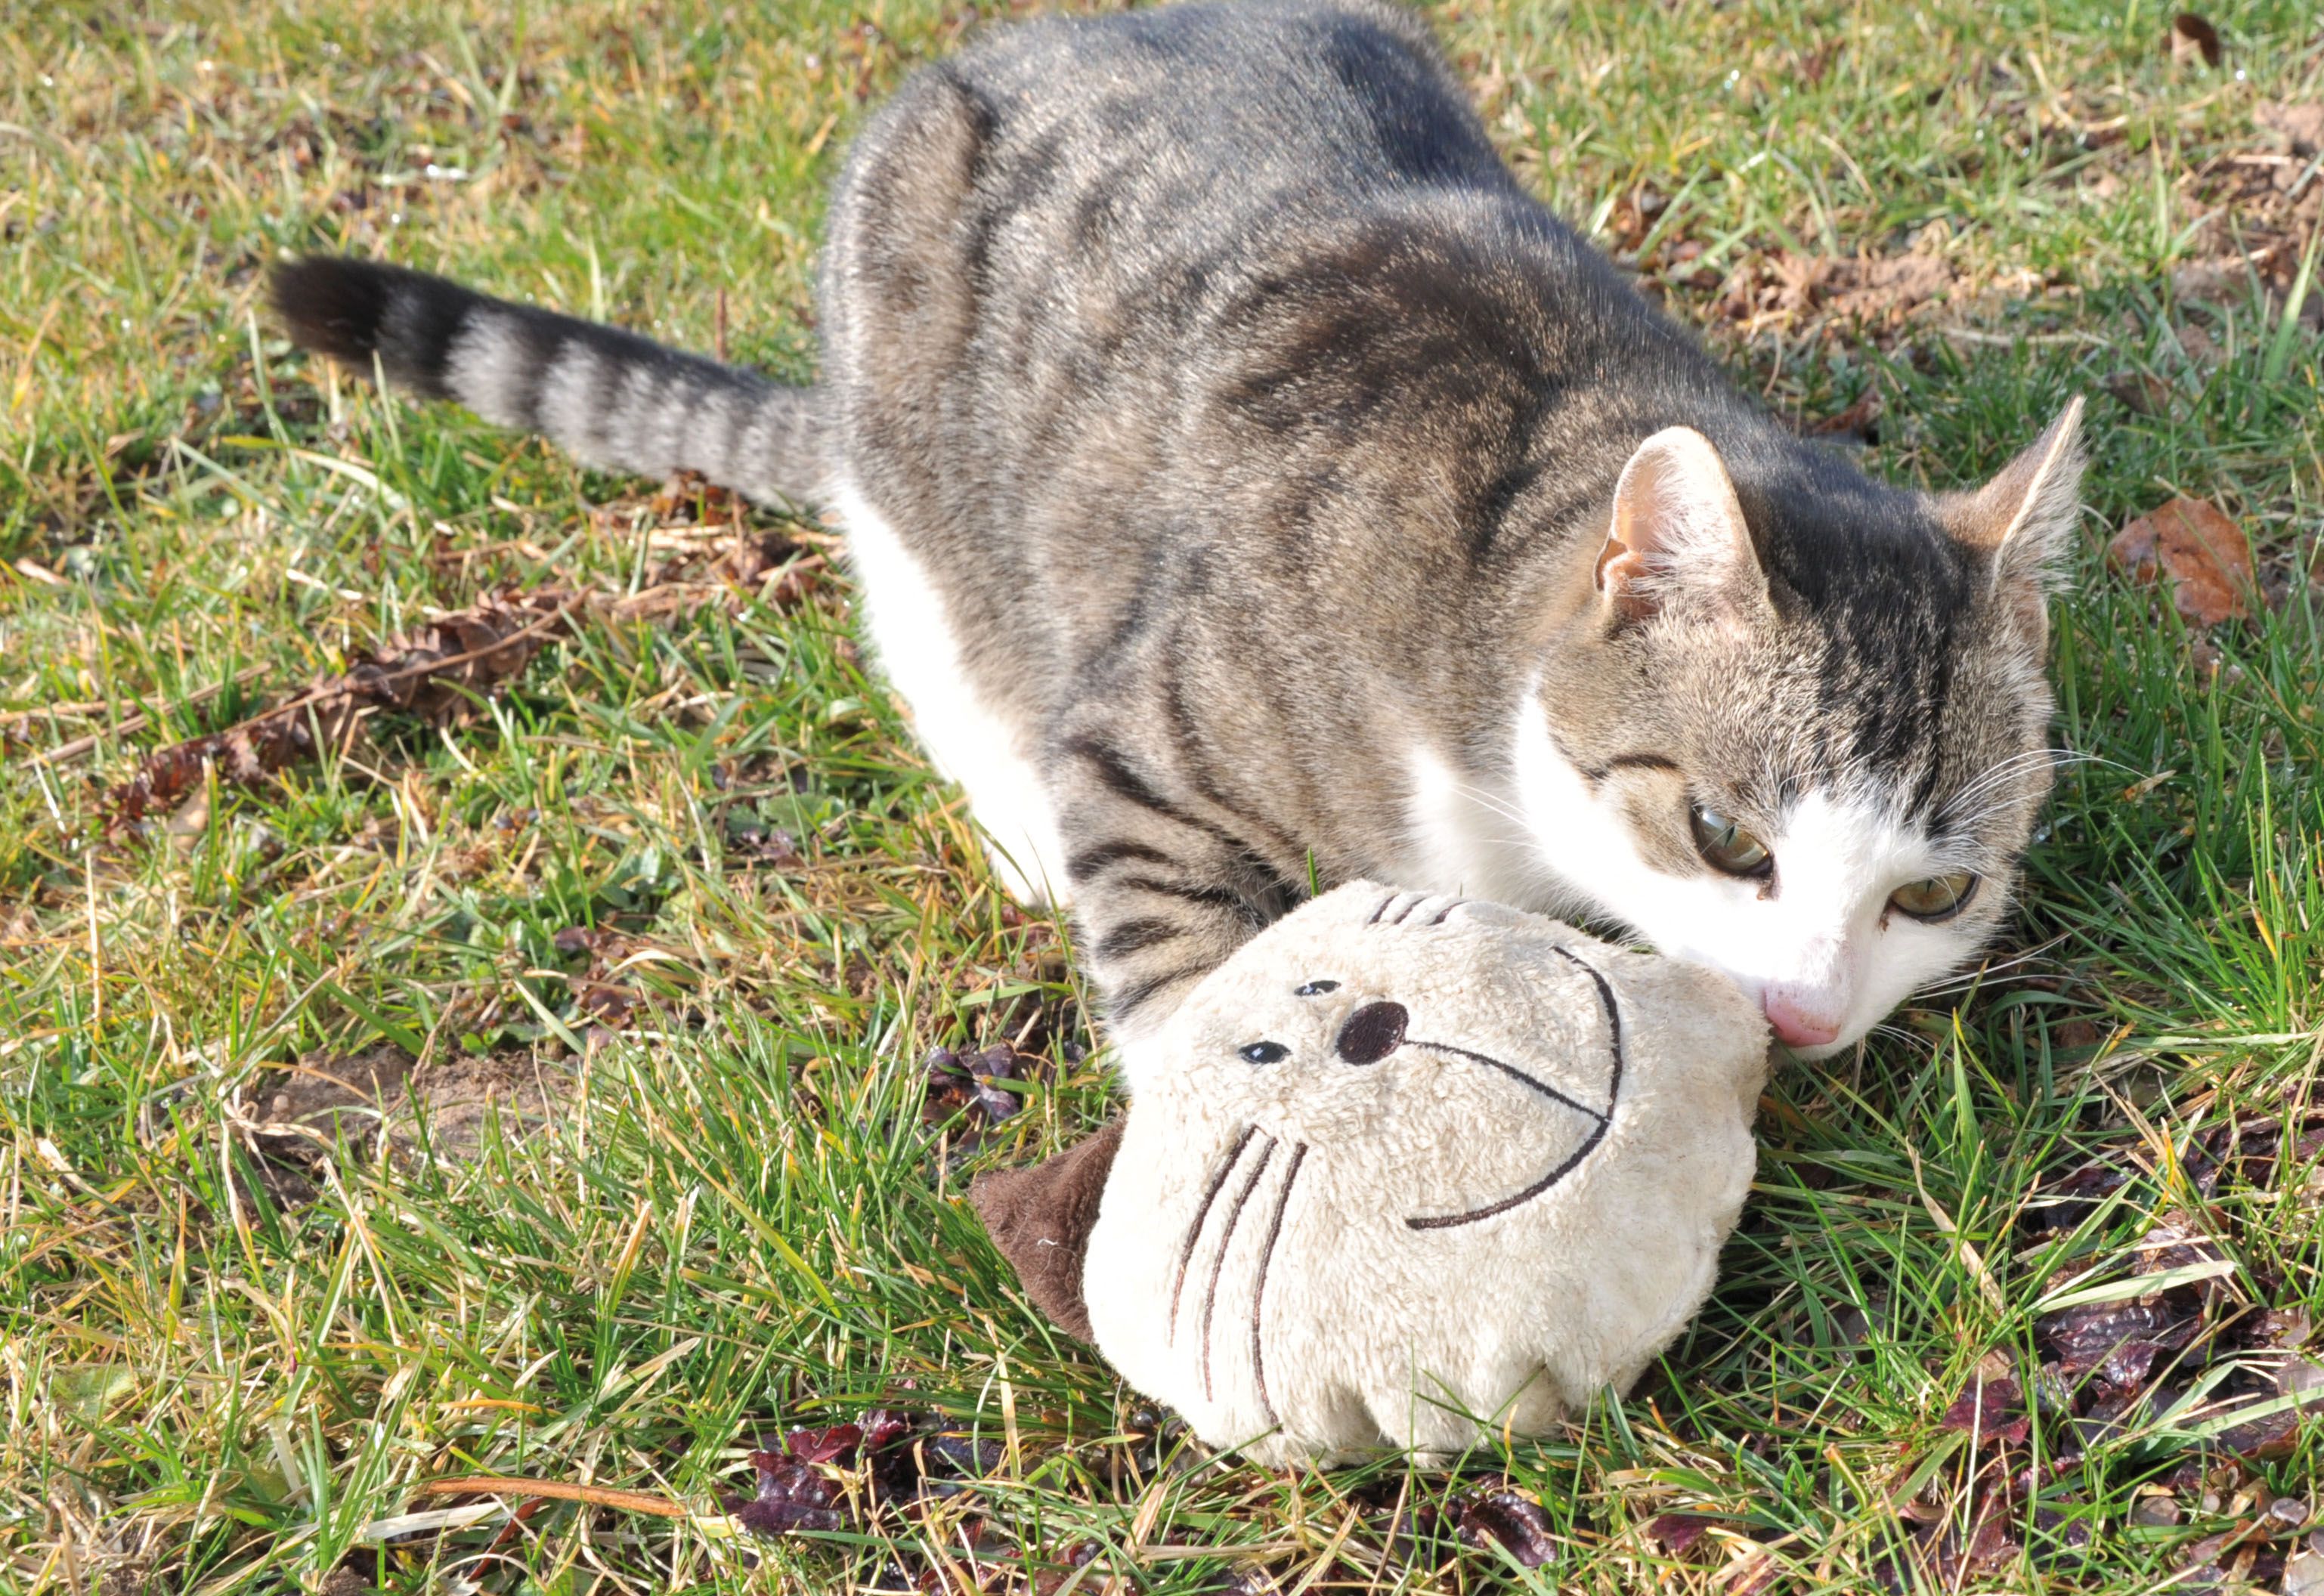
[1402, 743, 1570, 913]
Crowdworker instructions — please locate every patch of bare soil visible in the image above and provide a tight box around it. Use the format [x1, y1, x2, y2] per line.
[2165, 97, 2323, 330]
[242, 1044, 577, 1200]
[1756, 250, 1962, 330]
[391, 1051, 580, 1164]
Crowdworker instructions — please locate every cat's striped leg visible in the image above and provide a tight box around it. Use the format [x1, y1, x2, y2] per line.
[1050, 734, 1295, 1090]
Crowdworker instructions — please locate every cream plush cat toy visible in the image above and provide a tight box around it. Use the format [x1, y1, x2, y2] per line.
[972, 883, 1770, 1467]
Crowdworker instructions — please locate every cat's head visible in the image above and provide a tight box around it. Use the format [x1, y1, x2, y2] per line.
[1520, 401, 2084, 1059]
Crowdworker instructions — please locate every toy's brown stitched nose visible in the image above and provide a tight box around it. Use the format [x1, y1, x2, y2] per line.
[1335, 1001, 1406, 1065]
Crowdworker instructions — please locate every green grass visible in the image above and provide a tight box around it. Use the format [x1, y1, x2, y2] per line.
[3, 0, 2321, 1591]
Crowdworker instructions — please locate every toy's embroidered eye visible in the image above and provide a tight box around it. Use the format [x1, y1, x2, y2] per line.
[1294, 979, 1339, 996]
[1239, 1041, 1289, 1065]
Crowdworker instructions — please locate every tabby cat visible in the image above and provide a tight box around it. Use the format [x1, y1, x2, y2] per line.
[272, 0, 2084, 1083]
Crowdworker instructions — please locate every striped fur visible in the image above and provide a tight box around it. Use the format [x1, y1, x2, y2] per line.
[271, 257, 828, 506]
[272, 0, 2082, 1075]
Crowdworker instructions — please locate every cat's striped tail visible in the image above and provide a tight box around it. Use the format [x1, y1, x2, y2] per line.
[269, 255, 829, 506]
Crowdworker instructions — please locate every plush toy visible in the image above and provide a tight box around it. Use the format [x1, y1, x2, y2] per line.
[972, 883, 1769, 1466]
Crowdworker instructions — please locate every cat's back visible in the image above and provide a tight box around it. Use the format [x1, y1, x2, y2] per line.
[940, 0, 1511, 212]
[824, 2, 1524, 371]
[822, 0, 1564, 557]
[819, 0, 1682, 760]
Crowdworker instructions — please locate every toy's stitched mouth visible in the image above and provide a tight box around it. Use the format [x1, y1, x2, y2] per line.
[1404, 1040, 1610, 1125]
[1402, 945, 1626, 1231]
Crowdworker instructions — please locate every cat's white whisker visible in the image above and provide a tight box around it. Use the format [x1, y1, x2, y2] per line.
[1908, 933, 2074, 999]
[1937, 747, 2118, 823]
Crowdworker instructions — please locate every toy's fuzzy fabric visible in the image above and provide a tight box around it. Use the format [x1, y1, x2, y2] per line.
[1078, 883, 1768, 1465]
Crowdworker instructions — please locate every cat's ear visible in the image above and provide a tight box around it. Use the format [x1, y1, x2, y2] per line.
[1595, 427, 1768, 624]
[1940, 397, 2085, 648]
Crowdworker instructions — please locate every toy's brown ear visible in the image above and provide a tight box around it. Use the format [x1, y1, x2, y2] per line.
[970, 1119, 1123, 1342]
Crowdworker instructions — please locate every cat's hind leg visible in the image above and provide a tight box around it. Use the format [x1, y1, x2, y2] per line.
[836, 480, 1070, 906]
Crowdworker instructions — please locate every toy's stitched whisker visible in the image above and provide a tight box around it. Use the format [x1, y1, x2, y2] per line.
[1426, 899, 1470, 925]
[1405, 945, 1625, 1230]
[1201, 1136, 1277, 1400]
[1249, 1140, 1307, 1429]
[1169, 1124, 1255, 1344]
[1365, 894, 1397, 924]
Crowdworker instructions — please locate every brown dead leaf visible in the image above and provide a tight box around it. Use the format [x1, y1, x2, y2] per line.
[2108, 497, 2254, 626]
[106, 587, 580, 830]
[1607, 184, 1668, 255]
[2104, 373, 2174, 416]
[2170, 11, 2221, 68]
[552, 923, 679, 1035]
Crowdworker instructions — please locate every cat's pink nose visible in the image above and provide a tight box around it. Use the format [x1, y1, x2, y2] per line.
[1762, 990, 1840, 1050]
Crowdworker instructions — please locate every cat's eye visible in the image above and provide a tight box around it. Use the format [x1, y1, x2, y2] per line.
[1294, 979, 1339, 997]
[1239, 1041, 1289, 1064]
[1689, 803, 1772, 877]
[1889, 872, 1979, 922]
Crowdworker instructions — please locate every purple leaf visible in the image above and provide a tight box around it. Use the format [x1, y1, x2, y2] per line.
[972, 1078, 1023, 1122]
[2037, 1299, 2199, 1375]
[784, 1423, 863, 1466]
[925, 1047, 971, 1088]
[729, 1450, 846, 1538]
[1456, 1489, 1557, 1569]
[1940, 1376, 2030, 1446]
[859, 1409, 915, 1456]
[1645, 1513, 1724, 1556]
[923, 1431, 1005, 1479]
